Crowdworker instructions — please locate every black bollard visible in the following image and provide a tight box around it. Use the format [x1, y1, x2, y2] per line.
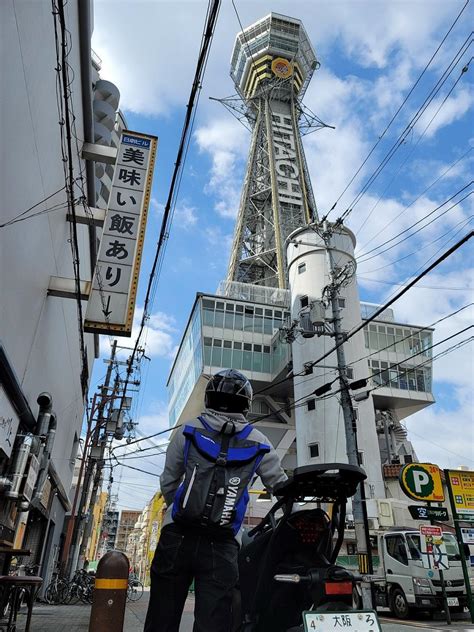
[89, 551, 129, 632]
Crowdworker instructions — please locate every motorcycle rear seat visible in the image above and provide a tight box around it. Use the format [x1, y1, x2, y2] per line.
[274, 463, 366, 501]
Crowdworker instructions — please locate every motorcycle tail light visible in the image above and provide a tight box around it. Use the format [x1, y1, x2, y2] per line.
[325, 581, 353, 595]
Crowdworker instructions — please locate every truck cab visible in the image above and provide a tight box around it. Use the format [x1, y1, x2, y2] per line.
[373, 529, 468, 619]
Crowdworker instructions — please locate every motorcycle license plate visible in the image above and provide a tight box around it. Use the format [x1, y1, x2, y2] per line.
[303, 610, 381, 631]
[447, 597, 459, 607]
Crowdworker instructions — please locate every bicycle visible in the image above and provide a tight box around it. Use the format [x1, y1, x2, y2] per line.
[64, 569, 94, 604]
[44, 571, 69, 605]
[127, 575, 144, 602]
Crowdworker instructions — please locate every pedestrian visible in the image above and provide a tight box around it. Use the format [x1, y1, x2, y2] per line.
[144, 369, 287, 632]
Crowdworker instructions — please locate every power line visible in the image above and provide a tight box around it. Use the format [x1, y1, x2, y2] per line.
[346, 303, 473, 369]
[323, 0, 471, 220]
[305, 230, 473, 373]
[404, 427, 474, 465]
[111, 332, 472, 476]
[0, 186, 66, 228]
[354, 104, 473, 238]
[357, 147, 473, 253]
[358, 277, 474, 291]
[256, 230, 473, 395]
[356, 184, 472, 263]
[53, 0, 89, 398]
[358, 213, 474, 275]
[337, 37, 473, 224]
[231, 0, 257, 69]
[115, 0, 221, 428]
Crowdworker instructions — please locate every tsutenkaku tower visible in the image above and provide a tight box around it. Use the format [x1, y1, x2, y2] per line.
[227, 13, 320, 289]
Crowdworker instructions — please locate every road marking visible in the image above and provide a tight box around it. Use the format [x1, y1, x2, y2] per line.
[379, 618, 443, 630]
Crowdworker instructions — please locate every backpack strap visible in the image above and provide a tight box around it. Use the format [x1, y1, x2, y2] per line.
[197, 415, 213, 432]
[235, 423, 253, 439]
[200, 430, 232, 528]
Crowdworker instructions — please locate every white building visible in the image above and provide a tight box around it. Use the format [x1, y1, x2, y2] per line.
[0, 0, 122, 584]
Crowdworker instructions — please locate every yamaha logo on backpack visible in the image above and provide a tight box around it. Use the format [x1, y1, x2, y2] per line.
[220, 477, 241, 525]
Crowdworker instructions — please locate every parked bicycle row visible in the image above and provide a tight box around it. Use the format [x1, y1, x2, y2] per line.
[43, 569, 144, 605]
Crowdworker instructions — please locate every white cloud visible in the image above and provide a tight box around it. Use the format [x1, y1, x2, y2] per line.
[112, 406, 172, 511]
[174, 202, 198, 228]
[151, 197, 198, 230]
[150, 197, 164, 216]
[151, 197, 197, 228]
[405, 388, 474, 469]
[99, 308, 178, 360]
[136, 309, 178, 359]
[92, 1, 458, 117]
[417, 87, 474, 139]
[195, 117, 249, 218]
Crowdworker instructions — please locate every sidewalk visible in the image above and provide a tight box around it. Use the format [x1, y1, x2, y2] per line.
[15, 592, 195, 632]
[15, 594, 474, 632]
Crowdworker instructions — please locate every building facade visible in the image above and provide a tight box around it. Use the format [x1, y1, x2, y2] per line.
[0, 0, 122, 585]
[115, 509, 141, 554]
[125, 492, 165, 584]
[84, 491, 108, 562]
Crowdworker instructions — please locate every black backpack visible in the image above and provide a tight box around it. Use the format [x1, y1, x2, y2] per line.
[172, 417, 270, 535]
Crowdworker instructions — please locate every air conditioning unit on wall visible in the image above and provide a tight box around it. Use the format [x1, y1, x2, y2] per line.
[377, 499, 394, 527]
[367, 517, 380, 530]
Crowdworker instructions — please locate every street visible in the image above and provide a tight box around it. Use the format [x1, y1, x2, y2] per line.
[12, 592, 474, 632]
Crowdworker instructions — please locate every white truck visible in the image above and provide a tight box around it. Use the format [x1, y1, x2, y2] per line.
[354, 528, 470, 619]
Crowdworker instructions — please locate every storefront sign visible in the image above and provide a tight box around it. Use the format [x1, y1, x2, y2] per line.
[0, 386, 20, 458]
[419, 526, 448, 570]
[445, 469, 474, 520]
[399, 463, 444, 502]
[408, 505, 449, 521]
[84, 130, 157, 336]
[461, 528, 474, 544]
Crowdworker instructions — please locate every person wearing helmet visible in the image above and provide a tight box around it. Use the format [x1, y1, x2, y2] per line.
[144, 369, 287, 632]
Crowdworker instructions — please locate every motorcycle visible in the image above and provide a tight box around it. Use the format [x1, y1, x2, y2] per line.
[236, 462, 367, 632]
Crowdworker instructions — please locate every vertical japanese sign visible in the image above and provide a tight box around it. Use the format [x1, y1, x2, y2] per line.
[84, 130, 157, 336]
[445, 470, 474, 521]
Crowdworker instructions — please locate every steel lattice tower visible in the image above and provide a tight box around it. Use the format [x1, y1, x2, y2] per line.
[226, 13, 322, 289]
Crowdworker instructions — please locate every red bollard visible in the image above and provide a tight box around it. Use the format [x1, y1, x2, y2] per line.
[89, 551, 129, 632]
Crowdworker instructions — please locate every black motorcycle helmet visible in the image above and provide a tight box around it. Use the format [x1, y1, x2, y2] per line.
[204, 369, 253, 415]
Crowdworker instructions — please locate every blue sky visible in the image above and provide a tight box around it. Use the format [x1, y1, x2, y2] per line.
[90, 0, 473, 510]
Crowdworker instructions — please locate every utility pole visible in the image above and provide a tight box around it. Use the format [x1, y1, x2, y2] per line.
[323, 222, 374, 608]
[64, 340, 117, 576]
[78, 370, 121, 564]
[77, 344, 140, 567]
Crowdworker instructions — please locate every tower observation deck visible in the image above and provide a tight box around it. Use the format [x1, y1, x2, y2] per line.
[227, 13, 320, 289]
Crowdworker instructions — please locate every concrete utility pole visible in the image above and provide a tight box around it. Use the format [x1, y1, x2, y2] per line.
[323, 223, 373, 608]
[78, 370, 121, 564]
[66, 340, 117, 576]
